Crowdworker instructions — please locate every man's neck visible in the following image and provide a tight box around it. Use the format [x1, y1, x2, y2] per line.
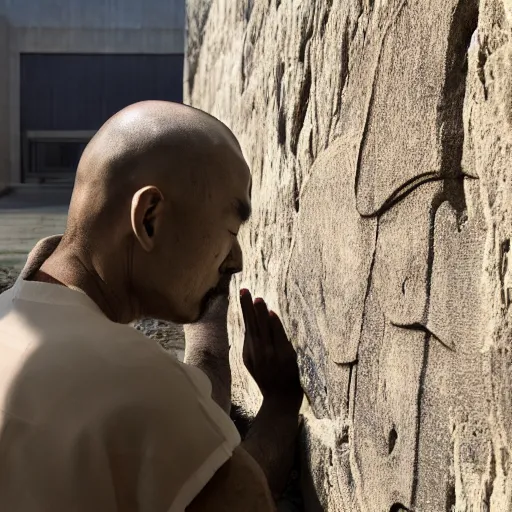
[30, 269, 65, 286]
[34, 246, 137, 324]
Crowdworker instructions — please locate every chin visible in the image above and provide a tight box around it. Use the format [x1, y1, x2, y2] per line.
[172, 304, 202, 325]
[181, 278, 231, 325]
[190, 286, 222, 323]
[188, 311, 204, 325]
[150, 300, 198, 325]
[170, 299, 206, 325]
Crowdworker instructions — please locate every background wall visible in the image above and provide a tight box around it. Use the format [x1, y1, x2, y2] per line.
[1, 0, 184, 53]
[186, 0, 512, 510]
[0, 0, 185, 185]
[3, 0, 184, 29]
[0, 15, 9, 190]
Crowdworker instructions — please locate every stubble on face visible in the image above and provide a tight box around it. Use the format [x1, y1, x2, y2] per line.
[195, 273, 233, 322]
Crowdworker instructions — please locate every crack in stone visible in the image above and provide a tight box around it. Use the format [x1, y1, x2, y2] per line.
[290, 64, 312, 156]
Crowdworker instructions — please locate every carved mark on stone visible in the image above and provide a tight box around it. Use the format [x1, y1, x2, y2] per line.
[318, 262, 326, 308]
[389, 504, 412, 512]
[324, 448, 334, 490]
[320, 7, 330, 38]
[500, 238, 510, 308]
[388, 426, 398, 454]
[410, 332, 430, 508]
[290, 65, 312, 156]
[445, 479, 456, 512]
[244, 0, 254, 23]
[293, 174, 300, 212]
[500, 239, 509, 278]
[260, 248, 268, 271]
[345, 360, 358, 415]
[278, 108, 286, 146]
[276, 61, 286, 145]
[483, 447, 496, 509]
[240, 31, 248, 91]
[437, 0, 479, 181]
[298, 10, 315, 63]
[367, 175, 445, 219]
[276, 61, 285, 107]
[336, 424, 350, 450]
[351, 3, 365, 44]
[336, 20, 350, 117]
[476, 33, 489, 101]
[391, 321, 455, 352]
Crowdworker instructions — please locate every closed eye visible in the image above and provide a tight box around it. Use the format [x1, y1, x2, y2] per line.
[229, 230, 238, 236]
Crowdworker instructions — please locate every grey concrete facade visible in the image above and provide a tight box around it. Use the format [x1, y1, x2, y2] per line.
[0, 15, 9, 191]
[0, 0, 185, 190]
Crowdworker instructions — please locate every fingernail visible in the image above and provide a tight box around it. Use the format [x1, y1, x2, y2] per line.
[240, 288, 249, 297]
[254, 297, 265, 304]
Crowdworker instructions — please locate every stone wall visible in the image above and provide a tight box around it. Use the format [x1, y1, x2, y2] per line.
[186, 0, 512, 510]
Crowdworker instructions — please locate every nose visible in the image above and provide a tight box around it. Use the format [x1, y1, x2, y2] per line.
[221, 238, 243, 275]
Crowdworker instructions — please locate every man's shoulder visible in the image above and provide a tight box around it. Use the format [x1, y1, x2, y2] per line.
[0, 302, 187, 420]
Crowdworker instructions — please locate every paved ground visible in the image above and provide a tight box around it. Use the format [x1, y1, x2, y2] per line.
[0, 187, 71, 269]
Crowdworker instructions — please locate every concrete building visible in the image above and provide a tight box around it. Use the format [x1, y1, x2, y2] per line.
[0, 0, 185, 190]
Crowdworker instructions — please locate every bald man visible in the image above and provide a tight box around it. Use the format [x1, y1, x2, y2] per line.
[0, 101, 303, 511]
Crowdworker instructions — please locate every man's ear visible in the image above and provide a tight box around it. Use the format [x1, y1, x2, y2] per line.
[131, 186, 164, 252]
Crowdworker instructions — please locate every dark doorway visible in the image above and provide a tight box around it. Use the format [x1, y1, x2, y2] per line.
[23, 136, 90, 184]
[20, 53, 184, 182]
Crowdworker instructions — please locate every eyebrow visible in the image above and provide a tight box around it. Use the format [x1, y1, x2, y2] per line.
[235, 198, 252, 223]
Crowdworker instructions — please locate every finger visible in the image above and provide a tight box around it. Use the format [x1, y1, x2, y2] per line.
[253, 298, 273, 349]
[240, 289, 259, 373]
[268, 310, 286, 340]
[240, 289, 259, 338]
[242, 342, 254, 374]
[269, 310, 295, 355]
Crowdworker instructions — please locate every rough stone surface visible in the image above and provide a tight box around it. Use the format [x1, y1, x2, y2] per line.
[132, 318, 185, 361]
[186, 0, 512, 509]
[0, 267, 17, 294]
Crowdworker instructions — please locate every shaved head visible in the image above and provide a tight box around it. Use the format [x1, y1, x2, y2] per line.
[68, 102, 246, 231]
[76, 101, 241, 184]
[42, 101, 252, 323]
